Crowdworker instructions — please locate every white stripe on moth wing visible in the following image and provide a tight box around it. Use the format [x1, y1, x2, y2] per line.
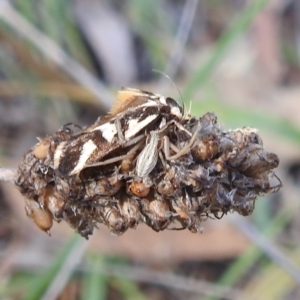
[138, 100, 159, 108]
[70, 139, 97, 175]
[158, 96, 167, 105]
[92, 122, 117, 143]
[149, 94, 162, 100]
[53, 141, 67, 169]
[125, 114, 158, 140]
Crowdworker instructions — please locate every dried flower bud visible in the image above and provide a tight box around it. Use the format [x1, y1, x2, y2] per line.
[25, 199, 53, 233]
[33, 137, 51, 160]
[129, 181, 150, 198]
[14, 90, 282, 238]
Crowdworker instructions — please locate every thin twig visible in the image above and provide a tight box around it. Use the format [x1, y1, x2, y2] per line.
[0, 168, 17, 185]
[0, 0, 113, 110]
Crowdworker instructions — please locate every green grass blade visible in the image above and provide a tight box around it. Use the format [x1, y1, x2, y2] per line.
[111, 277, 147, 300]
[190, 93, 300, 145]
[241, 248, 300, 299]
[0, 272, 37, 299]
[23, 234, 82, 300]
[14, 0, 35, 24]
[183, 0, 270, 101]
[81, 254, 108, 300]
[203, 209, 291, 300]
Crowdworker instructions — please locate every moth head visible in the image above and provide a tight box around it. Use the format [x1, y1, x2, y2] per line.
[165, 97, 183, 119]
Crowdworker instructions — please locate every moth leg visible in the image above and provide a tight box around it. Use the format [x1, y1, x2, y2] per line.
[172, 120, 193, 136]
[115, 117, 126, 144]
[123, 134, 145, 147]
[115, 115, 150, 148]
[159, 151, 167, 169]
[159, 119, 193, 137]
[263, 173, 283, 194]
[169, 141, 180, 153]
[160, 137, 180, 162]
[115, 115, 144, 145]
[84, 140, 143, 168]
[163, 122, 200, 160]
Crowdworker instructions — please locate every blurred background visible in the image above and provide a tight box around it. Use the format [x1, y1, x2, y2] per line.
[0, 0, 300, 299]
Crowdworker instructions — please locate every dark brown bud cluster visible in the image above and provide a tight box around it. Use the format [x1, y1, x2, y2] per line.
[15, 105, 281, 239]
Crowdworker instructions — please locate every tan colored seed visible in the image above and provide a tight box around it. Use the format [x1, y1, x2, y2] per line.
[129, 181, 150, 198]
[33, 137, 51, 159]
[25, 199, 53, 234]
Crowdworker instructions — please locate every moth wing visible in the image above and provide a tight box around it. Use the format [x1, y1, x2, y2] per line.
[87, 88, 150, 131]
[109, 88, 158, 116]
[54, 130, 117, 176]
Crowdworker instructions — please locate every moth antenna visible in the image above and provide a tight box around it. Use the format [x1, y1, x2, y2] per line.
[152, 69, 185, 119]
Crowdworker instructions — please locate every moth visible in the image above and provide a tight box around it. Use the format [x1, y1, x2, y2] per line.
[54, 88, 184, 176]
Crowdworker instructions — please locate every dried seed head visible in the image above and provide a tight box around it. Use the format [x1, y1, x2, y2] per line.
[242, 152, 280, 177]
[101, 205, 127, 235]
[25, 199, 53, 233]
[15, 89, 282, 238]
[120, 152, 136, 172]
[44, 187, 65, 216]
[86, 175, 123, 197]
[157, 180, 175, 196]
[129, 181, 150, 198]
[191, 135, 219, 162]
[118, 194, 140, 229]
[157, 167, 176, 196]
[140, 194, 173, 232]
[172, 197, 191, 228]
